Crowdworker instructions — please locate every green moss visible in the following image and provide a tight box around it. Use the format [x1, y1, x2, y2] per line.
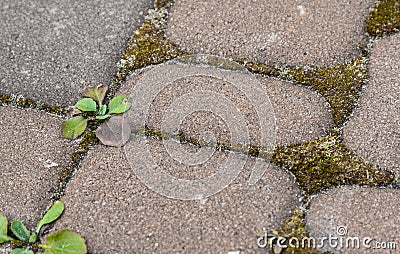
[241, 61, 282, 77]
[53, 129, 99, 200]
[154, 0, 173, 9]
[244, 57, 368, 126]
[107, 5, 186, 100]
[141, 127, 395, 197]
[266, 209, 330, 254]
[366, 0, 400, 36]
[0, 93, 63, 115]
[272, 132, 394, 196]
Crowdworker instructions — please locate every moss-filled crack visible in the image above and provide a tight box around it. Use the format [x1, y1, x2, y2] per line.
[261, 208, 331, 254]
[106, 0, 186, 101]
[52, 121, 101, 200]
[0, 92, 64, 116]
[139, 126, 395, 197]
[272, 131, 394, 196]
[242, 55, 368, 126]
[366, 0, 400, 37]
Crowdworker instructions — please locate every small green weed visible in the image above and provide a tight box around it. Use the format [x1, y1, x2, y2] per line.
[0, 201, 86, 254]
[61, 84, 131, 143]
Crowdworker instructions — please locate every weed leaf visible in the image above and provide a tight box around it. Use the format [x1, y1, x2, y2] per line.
[36, 201, 64, 234]
[62, 116, 87, 139]
[10, 249, 34, 254]
[108, 95, 131, 114]
[29, 233, 37, 243]
[11, 221, 30, 241]
[82, 84, 108, 105]
[95, 114, 110, 120]
[40, 230, 87, 254]
[95, 115, 131, 147]
[75, 98, 97, 112]
[0, 215, 13, 243]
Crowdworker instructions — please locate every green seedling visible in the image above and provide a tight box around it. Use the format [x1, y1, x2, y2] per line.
[62, 84, 131, 140]
[0, 201, 87, 254]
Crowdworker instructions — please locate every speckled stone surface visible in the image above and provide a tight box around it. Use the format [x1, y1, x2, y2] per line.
[120, 63, 333, 147]
[343, 33, 400, 173]
[306, 185, 400, 254]
[0, 0, 152, 106]
[51, 143, 301, 253]
[0, 106, 75, 229]
[166, 0, 374, 67]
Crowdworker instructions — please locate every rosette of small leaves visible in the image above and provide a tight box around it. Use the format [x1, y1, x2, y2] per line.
[0, 201, 87, 254]
[61, 84, 131, 140]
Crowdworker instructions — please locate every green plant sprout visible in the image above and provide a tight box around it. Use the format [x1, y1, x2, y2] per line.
[0, 201, 86, 254]
[62, 84, 131, 140]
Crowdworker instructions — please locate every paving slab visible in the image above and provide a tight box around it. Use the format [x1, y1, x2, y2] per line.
[343, 33, 400, 173]
[51, 139, 302, 253]
[0, 106, 75, 229]
[306, 186, 400, 254]
[120, 62, 333, 146]
[0, 0, 152, 106]
[166, 0, 374, 67]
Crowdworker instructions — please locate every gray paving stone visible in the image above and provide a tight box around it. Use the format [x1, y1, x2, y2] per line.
[121, 62, 333, 146]
[166, 0, 374, 67]
[306, 186, 400, 254]
[52, 141, 302, 253]
[0, 106, 75, 229]
[343, 33, 400, 173]
[0, 0, 152, 106]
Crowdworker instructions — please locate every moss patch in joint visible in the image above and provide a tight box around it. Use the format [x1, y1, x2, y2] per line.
[107, 4, 186, 100]
[0, 93, 63, 115]
[272, 132, 394, 196]
[243, 56, 368, 126]
[366, 0, 400, 37]
[265, 208, 330, 254]
[53, 128, 99, 200]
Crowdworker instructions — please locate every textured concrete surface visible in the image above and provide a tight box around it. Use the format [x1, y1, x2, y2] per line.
[51, 143, 301, 253]
[0, 0, 152, 106]
[306, 186, 400, 254]
[166, 0, 374, 67]
[0, 106, 75, 229]
[121, 62, 333, 147]
[343, 33, 400, 173]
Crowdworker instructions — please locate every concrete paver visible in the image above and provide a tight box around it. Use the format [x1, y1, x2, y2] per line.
[166, 0, 374, 67]
[306, 185, 400, 254]
[51, 141, 301, 253]
[343, 33, 400, 173]
[121, 62, 333, 147]
[0, 0, 152, 106]
[0, 106, 75, 229]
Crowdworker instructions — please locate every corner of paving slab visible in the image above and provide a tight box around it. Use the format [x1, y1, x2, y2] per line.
[0, 106, 76, 229]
